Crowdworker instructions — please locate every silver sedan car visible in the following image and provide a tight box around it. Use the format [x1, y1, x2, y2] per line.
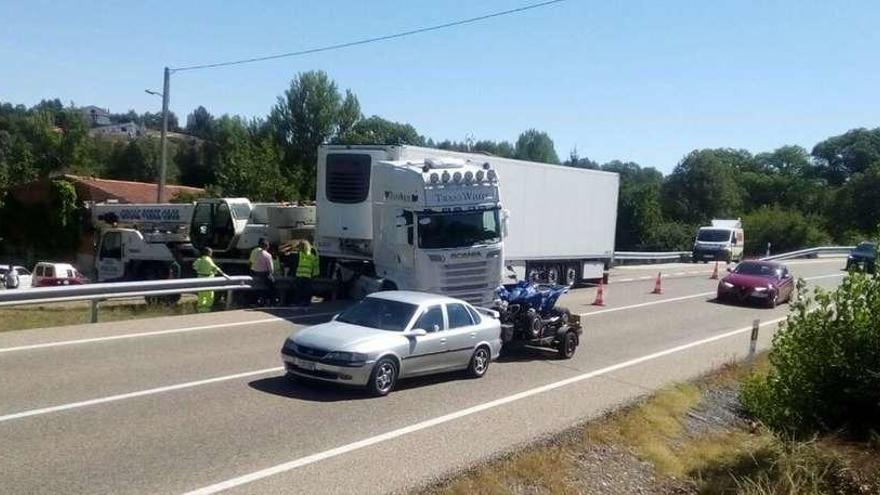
[281, 291, 503, 396]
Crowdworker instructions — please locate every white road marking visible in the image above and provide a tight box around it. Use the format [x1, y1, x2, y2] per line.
[182, 316, 788, 495]
[0, 312, 337, 354]
[581, 292, 716, 316]
[0, 367, 283, 423]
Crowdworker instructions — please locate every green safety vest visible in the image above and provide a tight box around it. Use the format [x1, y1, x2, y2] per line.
[193, 256, 220, 277]
[296, 250, 319, 279]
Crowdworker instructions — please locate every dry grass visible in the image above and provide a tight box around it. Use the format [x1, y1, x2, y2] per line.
[424, 354, 879, 495]
[0, 300, 198, 333]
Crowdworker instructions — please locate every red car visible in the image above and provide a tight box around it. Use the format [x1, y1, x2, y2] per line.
[716, 260, 794, 308]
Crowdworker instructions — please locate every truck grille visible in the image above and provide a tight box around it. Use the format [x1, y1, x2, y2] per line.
[442, 261, 491, 305]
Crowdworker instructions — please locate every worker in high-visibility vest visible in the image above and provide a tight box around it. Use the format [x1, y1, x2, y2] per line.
[293, 241, 319, 306]
[193, 247, 229, 312]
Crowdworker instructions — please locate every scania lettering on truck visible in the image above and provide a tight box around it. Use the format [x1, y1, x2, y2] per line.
[316, 145, 619, 304]
[692, 219, 744, 263]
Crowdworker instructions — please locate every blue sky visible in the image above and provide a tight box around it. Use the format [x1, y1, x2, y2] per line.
[2, 0, 878, 172]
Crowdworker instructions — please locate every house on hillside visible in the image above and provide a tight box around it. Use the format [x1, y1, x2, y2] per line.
[89, 121, 143, 139]
[80, 105, 111, 126]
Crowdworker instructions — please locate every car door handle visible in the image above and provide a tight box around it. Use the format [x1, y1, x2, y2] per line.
[440, 338, 447, 344]
[470, 332, 477, 338]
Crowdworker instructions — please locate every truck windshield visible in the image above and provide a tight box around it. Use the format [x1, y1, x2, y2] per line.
[417, 209, 501, 249]
[697, 229, 731, 242]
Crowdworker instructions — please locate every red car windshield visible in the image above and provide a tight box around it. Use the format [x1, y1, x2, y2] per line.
[734, 263, 780, 277]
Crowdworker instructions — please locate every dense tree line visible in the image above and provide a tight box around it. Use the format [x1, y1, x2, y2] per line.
[1, 71, 878, 255]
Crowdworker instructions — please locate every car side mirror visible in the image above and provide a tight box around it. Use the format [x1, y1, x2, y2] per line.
[726, 267, 733, 272]
[406, 328, 428, 338]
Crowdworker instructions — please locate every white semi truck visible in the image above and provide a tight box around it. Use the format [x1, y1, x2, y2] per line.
[316, 145, 619, 305]
[91, 199, 315, 282]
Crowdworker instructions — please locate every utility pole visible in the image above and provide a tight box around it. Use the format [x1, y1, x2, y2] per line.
[157, 66, 170, 203]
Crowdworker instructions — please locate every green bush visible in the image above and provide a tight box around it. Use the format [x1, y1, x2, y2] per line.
[741, 274, 880, 439]
[743, 206, 831, 256]
[642, 221, 695, 251]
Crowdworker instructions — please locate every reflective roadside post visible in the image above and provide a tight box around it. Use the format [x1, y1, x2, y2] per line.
[749, 318, 760, 359]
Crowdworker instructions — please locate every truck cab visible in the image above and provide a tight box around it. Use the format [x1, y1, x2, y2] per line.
[317, 147, 505, 305]
[692, 219, 744, 263]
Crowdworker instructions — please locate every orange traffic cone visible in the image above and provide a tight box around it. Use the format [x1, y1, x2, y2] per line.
[710, 262, 719, 280]
[651, 272, 663, 294]
[592, 281, 606, 306]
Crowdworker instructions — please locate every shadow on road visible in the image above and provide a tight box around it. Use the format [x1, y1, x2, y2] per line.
[248, 370, 474, 402]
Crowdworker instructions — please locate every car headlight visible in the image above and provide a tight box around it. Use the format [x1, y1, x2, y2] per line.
[324, 351, 368, 363]
[752, 287, 768, 292]
[722, 281, 735, 289]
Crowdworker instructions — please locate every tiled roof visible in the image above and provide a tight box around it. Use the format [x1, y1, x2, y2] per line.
[63, 175, 204, 203]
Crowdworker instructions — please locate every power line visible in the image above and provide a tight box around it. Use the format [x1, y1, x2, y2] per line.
[171, 0, 567, 72]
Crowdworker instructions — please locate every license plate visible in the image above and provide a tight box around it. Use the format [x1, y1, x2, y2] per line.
[296, 358, 317, 370]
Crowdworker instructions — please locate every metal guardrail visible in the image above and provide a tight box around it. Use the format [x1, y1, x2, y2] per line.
[613, 251, 691, 265]
[0, 276, 254, 323]
[760, 246, 854, 261]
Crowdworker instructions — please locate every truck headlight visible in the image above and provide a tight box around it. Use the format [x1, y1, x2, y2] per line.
[324, 351, 368, 364]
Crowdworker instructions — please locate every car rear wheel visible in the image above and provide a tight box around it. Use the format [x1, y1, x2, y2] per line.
[367, 357, 398, 396]
[466, 346, 491, 378]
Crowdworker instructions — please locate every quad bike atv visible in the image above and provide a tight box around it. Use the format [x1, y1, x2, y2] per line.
[494, 281, 582, 359]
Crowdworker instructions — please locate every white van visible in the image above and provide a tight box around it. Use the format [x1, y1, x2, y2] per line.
[692, 219, 744, 263]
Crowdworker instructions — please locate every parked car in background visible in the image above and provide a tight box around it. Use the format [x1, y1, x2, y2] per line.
[281, 291, 502, 396]
[32, 262, 88, 287]
[845, 241, 876, 274]
[716, 260, 794, 308]
[1, 265, 32, 289]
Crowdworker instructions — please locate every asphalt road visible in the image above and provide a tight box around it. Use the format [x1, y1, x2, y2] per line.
[0, 258, 848, 494]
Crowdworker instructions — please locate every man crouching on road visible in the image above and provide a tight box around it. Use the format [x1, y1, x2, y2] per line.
[193, 247, 229, 312]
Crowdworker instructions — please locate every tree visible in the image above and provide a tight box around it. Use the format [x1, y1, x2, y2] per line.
[662, 149, 745, 225]
[208, 116, 291, 201]
[742, 206, 830, 255]
[185, 106, 216, 139]
[564, 148, 599, 169]
[514, 129, 559, 164]
[335, 116, 425, 146]
[811, 128, 880, 185]
[826, 164, 880, 239]
[270, 71, 360, 198]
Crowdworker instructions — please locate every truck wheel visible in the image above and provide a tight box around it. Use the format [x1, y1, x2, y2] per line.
[564, 265, 578, 286]
[547, 265, 560, 285]
[557, 331, 578, 359]
[526, 265, 542, 283]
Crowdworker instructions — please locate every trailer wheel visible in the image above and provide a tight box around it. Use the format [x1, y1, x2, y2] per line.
[564, 265, 578, 286]
[546, 265, 560, 285]
[557, 330, 578, 359]
[526, 265, 542, 283]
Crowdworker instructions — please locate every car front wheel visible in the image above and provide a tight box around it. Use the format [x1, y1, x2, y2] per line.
[367, 357, 398, 396]
[466, 346, 491, 378]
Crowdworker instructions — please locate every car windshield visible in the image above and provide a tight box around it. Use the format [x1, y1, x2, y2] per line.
[418, 208, 501, 249]
[697, 229, 731, 242]
[854, 242, 876, 253]
[336, 298, 418, 331]
[734, 263, 779, 277]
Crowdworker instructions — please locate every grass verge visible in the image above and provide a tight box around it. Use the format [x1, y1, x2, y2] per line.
[424, 355, 880, 495]
[0, 299, 199, 333]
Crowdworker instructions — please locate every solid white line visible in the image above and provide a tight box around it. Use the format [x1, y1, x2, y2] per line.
[0, 312, 337, 354]
[182, 316, 788, 495]
[0, 367, 282, 423]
